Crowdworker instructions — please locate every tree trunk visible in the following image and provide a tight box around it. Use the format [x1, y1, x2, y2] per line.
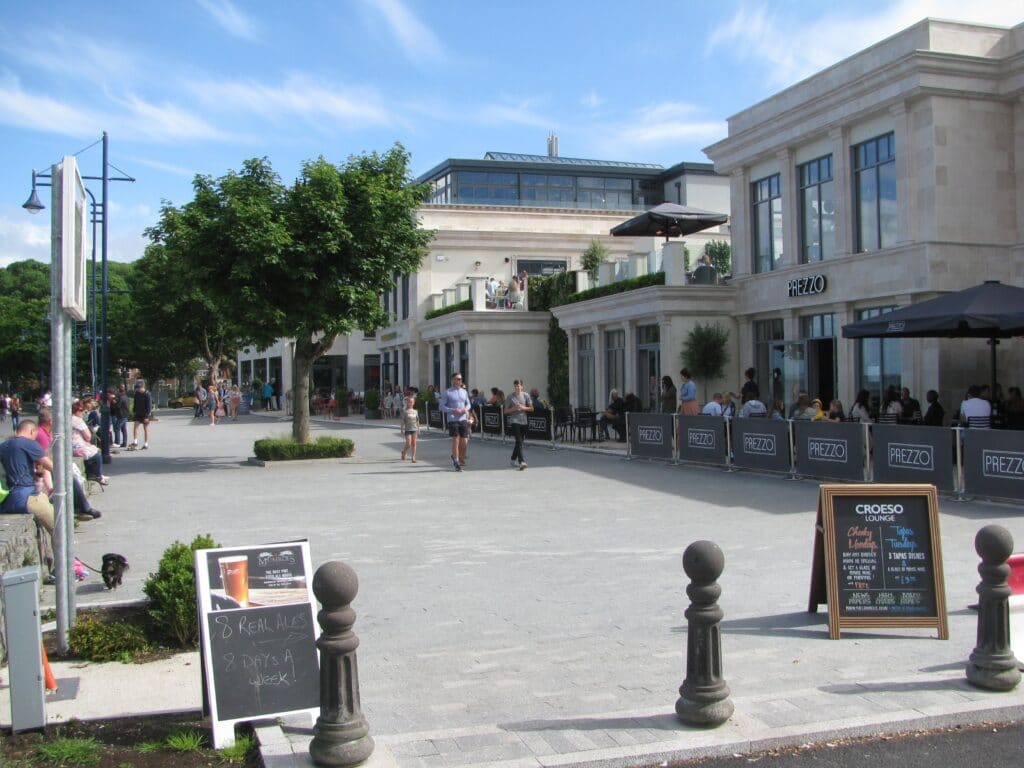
[292, 348, 313, 444]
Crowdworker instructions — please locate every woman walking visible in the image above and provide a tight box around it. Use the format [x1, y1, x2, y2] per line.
[208, 384, 220, 426]
[400, 395, 420, 462]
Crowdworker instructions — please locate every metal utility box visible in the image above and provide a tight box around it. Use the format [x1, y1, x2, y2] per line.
[2, 566, 45, 731]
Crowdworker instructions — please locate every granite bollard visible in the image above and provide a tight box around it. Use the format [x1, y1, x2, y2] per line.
[966, 525, 1021, 691]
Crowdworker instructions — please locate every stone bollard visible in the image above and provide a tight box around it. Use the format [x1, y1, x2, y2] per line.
[675, 540, 734, 726]
[966, 525, 1021, 691]
[310, 561, 375, 767]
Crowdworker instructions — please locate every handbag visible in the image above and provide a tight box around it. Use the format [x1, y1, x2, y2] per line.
[216, 405, 226, 417]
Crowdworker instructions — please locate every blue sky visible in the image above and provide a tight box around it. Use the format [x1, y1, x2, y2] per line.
[1, 0, 1019, 267]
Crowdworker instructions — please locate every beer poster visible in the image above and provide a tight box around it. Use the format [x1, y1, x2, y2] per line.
[195, 541, 320, 748]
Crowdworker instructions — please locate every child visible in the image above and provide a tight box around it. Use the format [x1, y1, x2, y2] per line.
[401, 396, 420, 462]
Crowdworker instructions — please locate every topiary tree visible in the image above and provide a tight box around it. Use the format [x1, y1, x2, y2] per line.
[681, 322, 730, 402]
[143, 533, 219, 647]
[581, 240, 609, 285]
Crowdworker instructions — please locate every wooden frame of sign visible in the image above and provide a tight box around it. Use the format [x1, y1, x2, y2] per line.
[195, 541, 320, 748]
[808, 484, 948, 640]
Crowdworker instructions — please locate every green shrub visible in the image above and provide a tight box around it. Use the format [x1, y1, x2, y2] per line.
[68, 614, 151, 662]
[363, 388, 380, 411]
[253, 436, 354, 461]
[424, 299, 472, 319]
[564, 271, 665, 303]
[143, 534, 219, 647]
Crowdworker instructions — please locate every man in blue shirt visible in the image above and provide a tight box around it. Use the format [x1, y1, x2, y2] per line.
[440, 372, 471, 471]
[0, 420, 54, 532]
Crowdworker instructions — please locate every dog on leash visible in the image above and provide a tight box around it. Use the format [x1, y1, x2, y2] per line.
[101, 553, 129, 589]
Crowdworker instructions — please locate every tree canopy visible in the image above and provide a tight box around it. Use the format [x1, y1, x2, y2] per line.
[147, 145, 433, 441]
[681, 322, 730, 401]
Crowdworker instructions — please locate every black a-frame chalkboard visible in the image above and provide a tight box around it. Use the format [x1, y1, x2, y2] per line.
[808, 484, 948, 640]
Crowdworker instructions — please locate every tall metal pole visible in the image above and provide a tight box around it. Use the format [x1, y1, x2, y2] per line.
[99, 132, 112, 461]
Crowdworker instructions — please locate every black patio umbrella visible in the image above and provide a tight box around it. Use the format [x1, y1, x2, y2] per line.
[610, 202, 728, 240]
[841, 280, 1024, 396]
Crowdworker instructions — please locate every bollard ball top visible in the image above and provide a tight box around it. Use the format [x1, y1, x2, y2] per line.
[313, 561, 359, 608]
[683, 540, 725, 582]
[975, 525, 1014, 564]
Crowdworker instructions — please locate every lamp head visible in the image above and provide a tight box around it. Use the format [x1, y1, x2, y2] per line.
[23, 188, 44, 214]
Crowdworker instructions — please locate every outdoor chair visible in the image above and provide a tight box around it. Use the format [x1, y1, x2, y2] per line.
[966, 415, 991, 429]
[575, 409, 598, 442]
[877, 413, 899, 425]
[554, 407, 576, 443]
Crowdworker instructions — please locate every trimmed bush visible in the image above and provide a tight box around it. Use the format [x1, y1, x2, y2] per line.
[253, 436, 354, 461]
[143, 534, 219, 647]
[564, 271, 665, 304]
[69, 613, 151, 662]
[425, 299, 472, 319]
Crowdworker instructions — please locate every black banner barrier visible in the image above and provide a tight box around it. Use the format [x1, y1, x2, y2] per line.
[870, 424, 955, 492]
[427, 402, 444, 430]
[731, 418, 792, 473]
[963, 428, 1024, 501]
[628, 413, 675, 460]
[793, 420, 867, 482]
[505, 409, 552, 442]
[676, 415, 728, 466]
[480, 405, 504, 437]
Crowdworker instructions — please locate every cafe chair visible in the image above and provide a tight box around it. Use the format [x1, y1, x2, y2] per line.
[575, 408, 598, 442]
[966, 415, 992, 429]
[554, 407, 576, 443]
[877, 412, 899, 425]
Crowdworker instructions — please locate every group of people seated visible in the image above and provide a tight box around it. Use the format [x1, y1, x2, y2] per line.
[484, 272, 527, 310]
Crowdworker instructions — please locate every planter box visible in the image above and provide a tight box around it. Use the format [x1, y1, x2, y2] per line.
[364, 409, 382, 420]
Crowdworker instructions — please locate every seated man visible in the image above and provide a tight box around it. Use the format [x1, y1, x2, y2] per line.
[598, 389, 626, 441]
[622, 391, 643, 414]
[701, 393, 724, 416]
[0, 420, 55, 533]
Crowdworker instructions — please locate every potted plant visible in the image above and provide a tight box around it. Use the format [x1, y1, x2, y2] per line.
[335, 388, 349, 417]
[363, 388, 381, 419]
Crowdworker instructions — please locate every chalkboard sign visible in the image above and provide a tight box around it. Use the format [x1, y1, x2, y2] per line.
[196, 541, 320, 747]
[808, 484, 948, 640]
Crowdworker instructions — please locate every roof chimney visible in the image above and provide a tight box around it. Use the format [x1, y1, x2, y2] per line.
[547, 133, 559, 158]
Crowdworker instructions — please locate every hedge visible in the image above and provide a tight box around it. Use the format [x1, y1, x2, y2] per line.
[254, 436, 355, 461]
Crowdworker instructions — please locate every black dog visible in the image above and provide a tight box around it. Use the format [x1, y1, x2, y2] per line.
[101, 553, 129, 589]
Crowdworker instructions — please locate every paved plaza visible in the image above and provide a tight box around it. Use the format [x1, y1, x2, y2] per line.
[9, 408, 1024, 766]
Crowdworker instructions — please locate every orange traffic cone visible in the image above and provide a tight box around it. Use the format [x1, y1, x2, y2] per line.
[41, 644, 58, 692]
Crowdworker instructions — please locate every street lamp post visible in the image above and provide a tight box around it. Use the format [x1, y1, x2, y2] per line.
[23, 132, 134, 462]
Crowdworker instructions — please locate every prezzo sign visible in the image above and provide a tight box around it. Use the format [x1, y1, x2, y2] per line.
[787, 273, 827, 298]
[982, 450, 1024, 480]
[637, 425, 664, 444]
[743, 432, 776, 455]
[808, 437, 847, 462]
[688, 429, 717, 450]
[887, 443, 934, 471]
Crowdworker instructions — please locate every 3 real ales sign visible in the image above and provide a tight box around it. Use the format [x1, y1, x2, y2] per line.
[195, 541, 320, 748]
[808, 484, 948, 640]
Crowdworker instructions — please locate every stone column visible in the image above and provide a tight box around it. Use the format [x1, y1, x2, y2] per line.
[310, 561, 375, 767]
[675, 540, 733, 727]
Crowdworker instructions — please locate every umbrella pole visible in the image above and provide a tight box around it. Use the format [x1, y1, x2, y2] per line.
[988, 338, 999, 403]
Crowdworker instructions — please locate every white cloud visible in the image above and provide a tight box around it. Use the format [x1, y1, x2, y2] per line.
[0, 206, 51, 268]
[707, 1, 1024, 88]
[361, 0, 445, 64]
[0, 28, 139, 90]
[601, 102, 726, 151]
[474, 101, 554, 130]
[581, 91, 604, 110]
[195, 0, 260, 42]
[129, 157, 200, 178]
[190, 74, 396, 130]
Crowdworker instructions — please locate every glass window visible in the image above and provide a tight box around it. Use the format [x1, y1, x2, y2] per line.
[240, 360, 252, 385]
[432, 345, 441, 391]
[751, 174, 782, 273]
[455, 170, 519, 204]
[604, 329, 625, 399]
[799, 155, 835, 262]
[856, 306, 901, 406]
[799, 313, 835, 339]
[753, 319, 785, 407]
[444, 341, 455, 383]
[401, 274, 410, 320]
[459, 340, 469, 387]
[853, 133, 896, 252]
[401, 348, 410, 389]
[636, 325, 660, 412]
[577, 333, 595, 410]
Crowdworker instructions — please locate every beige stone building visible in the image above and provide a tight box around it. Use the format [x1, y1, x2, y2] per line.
[702, 17, 1024, 412]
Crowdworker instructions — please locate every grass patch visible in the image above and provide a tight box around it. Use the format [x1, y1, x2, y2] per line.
[217, 733, 256, 763]
[254, 435, 354, 461]
[165, 728, 206, 752]
[36, 735, 102, 765]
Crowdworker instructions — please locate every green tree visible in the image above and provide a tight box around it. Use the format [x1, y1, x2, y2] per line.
[580, 240, 609, 284]
[704, 240, 732, 276]
[150, 146, 432, 442]
[0, 260, 52, 393]
[681, 322, 730, 401]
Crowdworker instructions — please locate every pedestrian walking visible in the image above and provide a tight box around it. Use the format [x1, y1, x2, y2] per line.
[130, 380, 153, 449]
[113, 386, 130, 448]
[400, 395, 419, 462]
[208, 383, 220, 426]
[504, 379, 534, 470]
[440, 372, 471, 471]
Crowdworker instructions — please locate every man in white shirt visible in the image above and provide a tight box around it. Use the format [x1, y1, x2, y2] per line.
[959, 385, 992, 423]
[701, 393, 724, 416]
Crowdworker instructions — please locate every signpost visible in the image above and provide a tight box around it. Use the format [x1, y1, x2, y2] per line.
[196, 541, 320, 748]
[808, 484, 948, 640]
